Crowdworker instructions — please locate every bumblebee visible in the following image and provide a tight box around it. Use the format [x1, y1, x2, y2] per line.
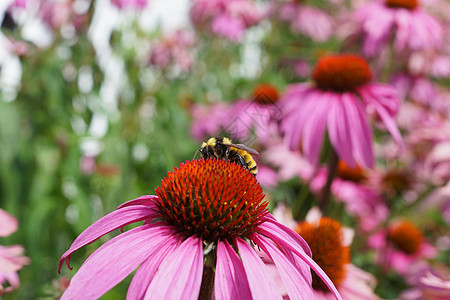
[198, 137, 259, 175]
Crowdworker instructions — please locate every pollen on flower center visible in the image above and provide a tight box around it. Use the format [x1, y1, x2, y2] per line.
[154, 159, 268, 243]
[253, 83, 279, 105]
[295, 217, 350, 292]
[312, 55, 372, 92]
[387, 220, 423, 254]
[385, 0, 419, 10]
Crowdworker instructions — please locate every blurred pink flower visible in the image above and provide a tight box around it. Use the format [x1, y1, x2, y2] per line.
[0, 209, 18, 237]
[0, 245, 30, 295]
[39, 0, 73, 29]
[279, 54, 402, 168]
[148, 31, 196, 73]
[59, 159, 341, 299]
[351, 0, 444, 57]
[111, 0, 148, 10]
[368, 220, 437, 275]
[262, 139, 315, 182]
[228, 83, 281, 143]
[400, 262, 450, 300]
[279, 1, 334, 42]
[390, 74, 438, 106]
[0, 210, 30, 295]
[190, 0, 264, 42]
[189, 102, 231, 141]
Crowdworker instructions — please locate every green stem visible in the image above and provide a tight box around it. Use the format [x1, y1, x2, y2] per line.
[318, 148, 339, 214]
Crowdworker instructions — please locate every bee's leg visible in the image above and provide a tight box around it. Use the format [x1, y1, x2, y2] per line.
[225, 147, 229, 163]
[237, 155, 246, 169]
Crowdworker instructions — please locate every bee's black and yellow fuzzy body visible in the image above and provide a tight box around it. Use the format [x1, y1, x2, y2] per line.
[199, 137, 258, 175]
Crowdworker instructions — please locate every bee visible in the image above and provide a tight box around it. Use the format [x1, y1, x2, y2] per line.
[197, 137, 259, 175]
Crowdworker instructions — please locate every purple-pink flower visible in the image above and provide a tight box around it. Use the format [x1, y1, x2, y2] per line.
[190, 0, 264, 42]
[350, 0, 444, 57]
[279, 54, 402, 168]
[268, 206, 379, 299]
[59, 159, 342, 299]
[368, 220, 437, 275]
[278, 1, 334, 42]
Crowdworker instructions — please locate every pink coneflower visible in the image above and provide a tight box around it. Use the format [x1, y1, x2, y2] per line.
[228, 83, 281, 143]
[278, 1, 334, 42]
[189, 0, 264, 42]
[0, 209, 18, 237]
[59, 159, 342, 299]
[268, 206, 379, 299]
[351, 0, 444, 57]
[368, 220, 436, 275]
[280, 54, 402, 168]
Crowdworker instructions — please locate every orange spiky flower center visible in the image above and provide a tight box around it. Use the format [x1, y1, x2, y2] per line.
[385, 0, 418, 10]
[253, 83, 280, 105]
[312, 55, 372, 92]
[337, 161, 367, 183]
[295, 217, 350, 291]
[387, 220, 423, 254]
[155, 159, 268, 243]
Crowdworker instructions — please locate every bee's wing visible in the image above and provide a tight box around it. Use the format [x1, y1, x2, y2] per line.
[227, 143, 259, 155]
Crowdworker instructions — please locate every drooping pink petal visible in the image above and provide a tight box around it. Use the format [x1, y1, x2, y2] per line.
[0, 209, 18, 237]
[302, 92, 332, 165]
[59, 205, 158, 272]
[252, 234, 314, 300]
[360, 85, 404, 151]
[261, 215, 312, 256]
[144, 236, 203, 300]
[236, 238, 282, 300]
[327, 93, 355, 167]
[215, 240, 252, 300]
[127, 236, 181, 300]
[61, 223, 175, 300]
[257, 223, 342, 300]
[116, 195, 158, 209]
[341, 93, 374, 168]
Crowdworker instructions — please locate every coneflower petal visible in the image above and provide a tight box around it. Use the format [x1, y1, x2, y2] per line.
[127, 237, 180, 300]
[252, 234, 314, 300]
[341, 93, 373, 168]
[258, 226, 343, 300]
[260, 216, 312, 256]
[61, 224, 174, 300]
[144, 236, 203, 300]
[327, 94, 355, 168]
[116, 195, 158, 210]
[302, 92, 332, 165]
[236, 238, 282, 300]
[215, 240, 252, 300]
[58, 205, 158, 272]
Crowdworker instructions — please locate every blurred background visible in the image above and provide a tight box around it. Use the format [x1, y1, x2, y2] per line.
[0, 0, 449, 299]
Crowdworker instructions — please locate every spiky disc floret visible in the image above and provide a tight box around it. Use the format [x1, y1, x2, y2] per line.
[154, 159, 268, 243]
[295, 217, 350, 292]
[312, 54, 372, 92]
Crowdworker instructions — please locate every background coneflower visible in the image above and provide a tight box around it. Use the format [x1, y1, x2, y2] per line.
[279, 54, 402, 168]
